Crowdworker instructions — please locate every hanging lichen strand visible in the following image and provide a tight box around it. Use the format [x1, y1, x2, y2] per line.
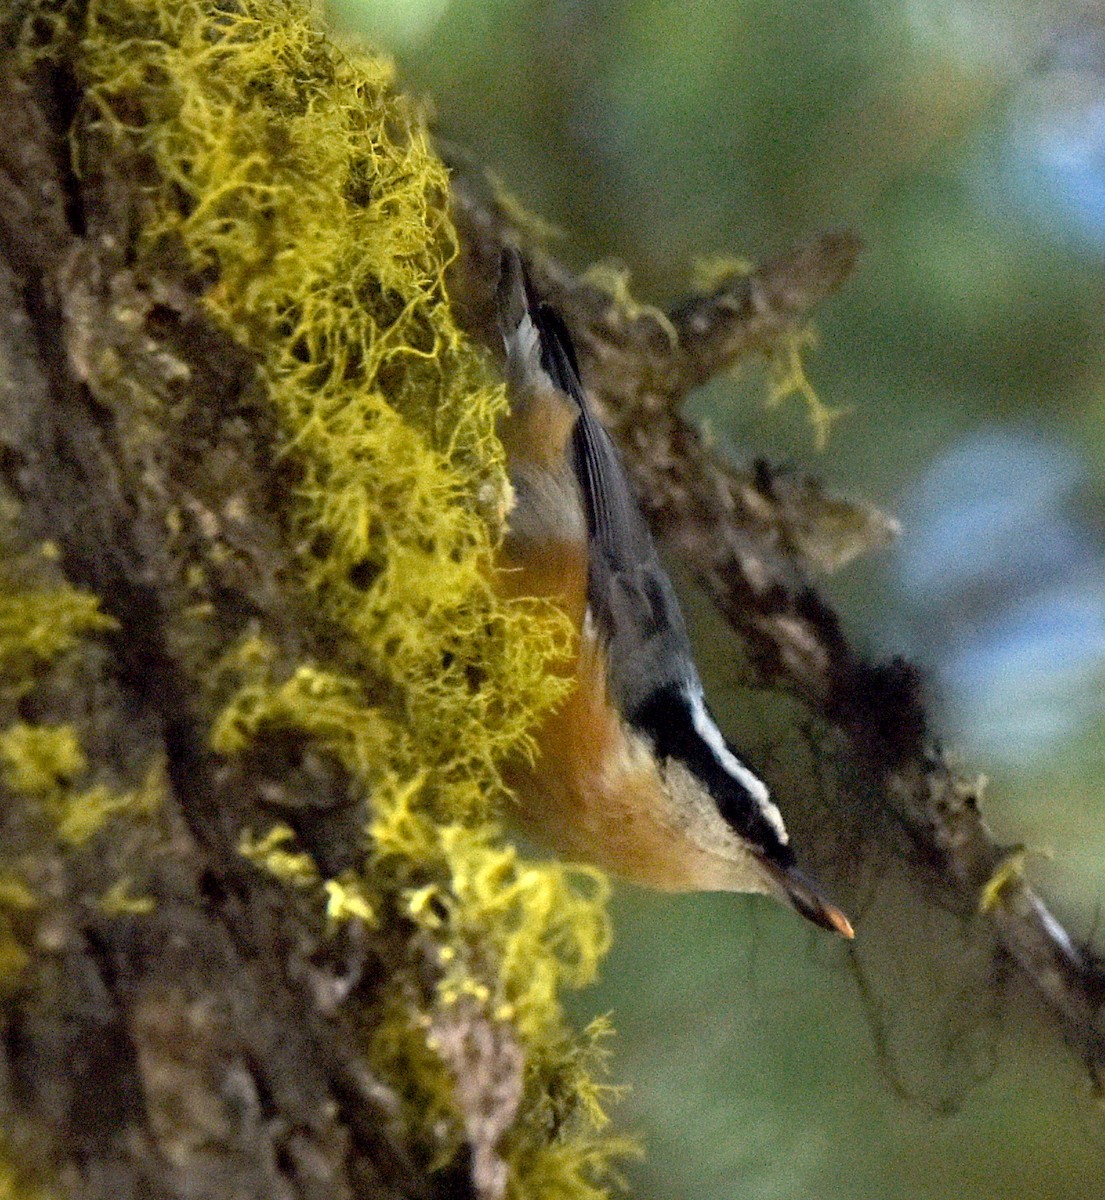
[62, 0, 626, 1194]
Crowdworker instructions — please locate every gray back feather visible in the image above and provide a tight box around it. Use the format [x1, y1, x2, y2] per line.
[497, 250, 702, 719]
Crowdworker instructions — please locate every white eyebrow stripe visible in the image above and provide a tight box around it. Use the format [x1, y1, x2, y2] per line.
[686, 686, 789, 844]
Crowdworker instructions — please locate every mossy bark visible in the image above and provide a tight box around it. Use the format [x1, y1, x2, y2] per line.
[0, 28, 425, 1200]
[0, 4, 617, 1199]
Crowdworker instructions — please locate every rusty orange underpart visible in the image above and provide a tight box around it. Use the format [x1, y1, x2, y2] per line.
[497, 514, 730, 890]
[498, 372, 578, 474]
[494, 375, 744, 890]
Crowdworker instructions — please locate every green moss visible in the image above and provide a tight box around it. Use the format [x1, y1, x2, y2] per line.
[66, 0, 624, 1192]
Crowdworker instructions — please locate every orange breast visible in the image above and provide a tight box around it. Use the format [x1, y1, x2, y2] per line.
[496, 389, 727, 890]
[501, 602, 728, 891]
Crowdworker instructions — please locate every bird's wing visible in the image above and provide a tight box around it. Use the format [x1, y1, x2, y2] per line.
[525, 294, 702, 719]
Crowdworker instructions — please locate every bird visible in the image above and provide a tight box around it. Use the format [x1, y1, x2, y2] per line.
[494, 248, 853, 938]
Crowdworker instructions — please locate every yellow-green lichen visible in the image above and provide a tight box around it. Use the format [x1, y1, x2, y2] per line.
[580, 260, 678, 348]
[322, 876, 376, 924]
[0, 1133, 57, 1200]
[239, 823, 377, 927]
[0, 877, 36, 913]
[212, 659, 397, 785]
[97, 878, 157, 916]
[764, 325, 850, 450]
[69, 0, 623, 1192]
[0, 874, 37, 994]
[0, 928, 30, 991]
[978, 845, 1052, 914]
[0, 584, 115, 699]
[488, 171, 566, 247]
[239, 824, 321, 888]
[0, 572, 119, 1004]
[369, 787, 619, 1196]
[79, 0, 572, 795]
[690, 254, 846, 448]
[53, 772, 160, 846]
[0, 724, 86, 797]
[0, 721, 164, 847]
[690, 253, 755, 292]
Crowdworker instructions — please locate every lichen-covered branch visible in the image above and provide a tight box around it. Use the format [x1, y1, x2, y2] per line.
[667, 232, 863, 391]
[450, 175, 1105, 1092]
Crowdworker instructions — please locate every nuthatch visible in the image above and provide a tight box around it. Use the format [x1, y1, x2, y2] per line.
[495, 249, 853, 938]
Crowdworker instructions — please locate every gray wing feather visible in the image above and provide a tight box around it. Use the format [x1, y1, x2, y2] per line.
[573, 395, 701, 716]
[512, 265, 701, 717]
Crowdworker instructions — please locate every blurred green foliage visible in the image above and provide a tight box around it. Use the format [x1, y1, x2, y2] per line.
[329, 1, 1105, 1196]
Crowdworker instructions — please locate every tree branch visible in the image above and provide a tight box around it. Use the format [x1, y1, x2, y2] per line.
[450, 173, 1105, 1091]
[668, 231, 863, 390]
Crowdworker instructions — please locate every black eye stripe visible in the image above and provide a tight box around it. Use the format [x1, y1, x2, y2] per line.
[629, 684, 794, 865]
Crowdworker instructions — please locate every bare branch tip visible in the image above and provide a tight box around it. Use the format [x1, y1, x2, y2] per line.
[758, 228, 865, 313]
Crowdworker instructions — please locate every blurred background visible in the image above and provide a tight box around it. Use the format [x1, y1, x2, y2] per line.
[329, 2, 1105, 1195]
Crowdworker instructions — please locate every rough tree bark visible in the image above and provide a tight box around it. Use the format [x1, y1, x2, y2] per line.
[0, 27, 434, 1200]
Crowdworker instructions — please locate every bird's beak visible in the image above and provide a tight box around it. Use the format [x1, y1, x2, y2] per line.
[758, 857, 854, 939]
